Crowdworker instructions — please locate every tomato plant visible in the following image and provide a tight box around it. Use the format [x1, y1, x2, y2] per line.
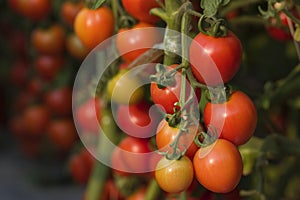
[193, 139, 243, 193]
[204, 90, 257, 146]
[116, 22, 163, 63]
[189, 31, 242, 86]
[155, 155, 194, 193]
[74, 6, 114, 50]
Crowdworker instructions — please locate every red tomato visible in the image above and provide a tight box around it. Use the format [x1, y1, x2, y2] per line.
[155, 155, 194, 193]
[193, 139, 243, 193]
[66, 33, 90, 60]
[116, 22, 163, 63]
[23, 105, 50, 136]
[75, 98, 102, 133]
[74, 6, 114, 50]
[47, 118, 78, 151]
[34, 54, 65, 81]
[60, 1, 84, 27]
[69, 152, 90, 184]
[204, 91, 257, 146]
[25, 76, 45, 97]
[155, 118, 199, 159]
[31, 24, 66, 54]
[9, 0, 51, 21]
[111, 136, 151, 174]
[266, 7, 299, 41]
[121, 0, 161, 24]
[189, 31, 242, 86]
[44, 87, 72, 116]
[116, 100, 162, 138]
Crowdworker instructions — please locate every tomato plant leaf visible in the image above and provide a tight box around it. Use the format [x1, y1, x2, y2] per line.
[200, 0, 231, 17]
[90, 0, 105, 9]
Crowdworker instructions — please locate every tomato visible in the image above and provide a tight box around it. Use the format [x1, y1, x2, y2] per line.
[121, 0, 161, 24]
[155, 118, 199, 159]
[111, 136, 151, 174]
[155, 155, 194, 193]
[60, 1, 84, 27]
[74, 6, 114, 50]
[66, 33, 90, 60]
[44, 86, 72, 116]
[25, 76, 45, 97]
[74, 98, 102, 133]
[9, 0, 51, 21]
[106, 69, 145, 105]
[23, 105, 50, 136]
[116, 100, 162, 138]
[31, 24, 66, 54]
[47, 118, 78, 151]
[34, 54, 65, 81]
[116, 22, 163, 63]
[69, 152, 90, 184]
[204, 91, 257, 146]
[193, 139, 243, 193]
[189, 31, 242, 86]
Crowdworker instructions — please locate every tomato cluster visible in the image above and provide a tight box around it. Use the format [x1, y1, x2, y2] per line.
[4, 0, 299, 199]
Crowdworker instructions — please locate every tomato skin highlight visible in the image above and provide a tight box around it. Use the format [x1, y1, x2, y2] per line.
[204, 91, 257, 146]
[189, 31, 242, 86]
[155, 156, 194, 194]
[74, 6, 114, 50]
[193, 139, 243, 193]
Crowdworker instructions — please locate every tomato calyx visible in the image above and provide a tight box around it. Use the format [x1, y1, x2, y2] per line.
[194, 125, 219, 148]
[198, 14, 228, 37]
[150, 64, 179, 89]
[205, 84, 232, 104]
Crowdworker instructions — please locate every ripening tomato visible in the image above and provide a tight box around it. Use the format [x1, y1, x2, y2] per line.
[155, 156, 194, 193]
[189, 31, 242, 86]
[106, 69, 145, 105]
[34, 54, 65, 81]
[23, 105, 50, 136]
[116, 22, 163, 63]
[74, 6, 114, 50]
[74, 98, 102, 133]
[155, 118, 199, 159]
[47, 118, 78, 151]
[116, 100, 162, 138]
[69, 152, 90, 184]
[111, 136, 151, 174]
[204, 91, 257, 146]
[126, 187, 147, 200]
[66, 33, 90, 60]
[266, 7, 300, 41]
[9, 0, 51, 21]
[121, 0, 161, 24]
[60, 1, 84, 27]
[31, 24, 66, 54]
[44, 87, 72, 116]
[193, 139, 243, 193]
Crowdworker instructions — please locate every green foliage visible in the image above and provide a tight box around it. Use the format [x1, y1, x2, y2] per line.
[200, 0, 231, 17]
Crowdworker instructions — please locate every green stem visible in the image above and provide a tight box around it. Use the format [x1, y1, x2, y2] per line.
[181, 4, 193, 68]
[85, 108, 119, 200]
[282, 8, 300, 26]
[145, 179, 162, 200]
